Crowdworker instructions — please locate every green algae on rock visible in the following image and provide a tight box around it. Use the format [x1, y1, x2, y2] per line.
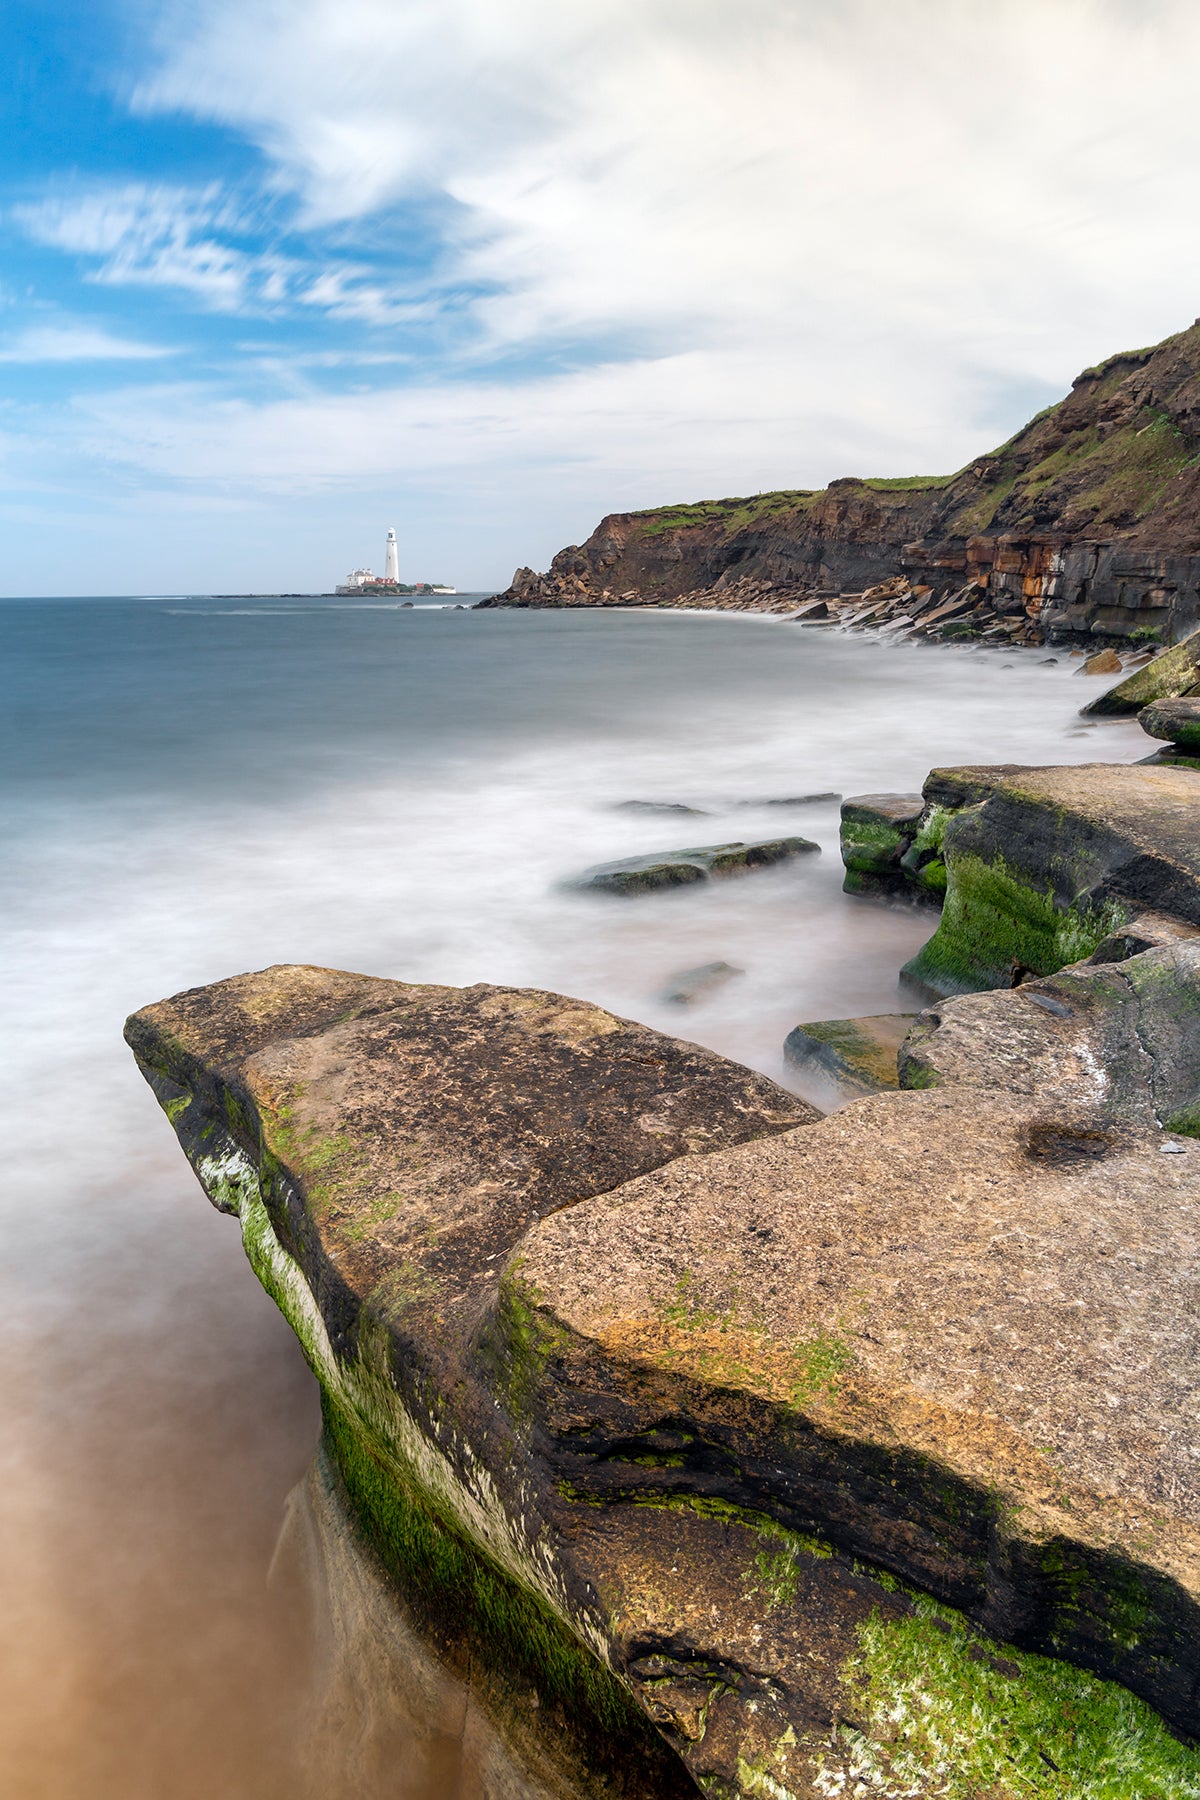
[569, 836, 818, 897]
[1141, 696, 1200, 749]
[839, 794, 926, 898]
[783, 1013, 917, 1098]
[1082, 627, 1200, 716]
[900, 761, 1200, 994]
[128, 958, 1200, 1796]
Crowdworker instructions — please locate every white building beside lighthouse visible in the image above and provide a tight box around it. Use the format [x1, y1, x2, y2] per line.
[384, 527, 399, 585]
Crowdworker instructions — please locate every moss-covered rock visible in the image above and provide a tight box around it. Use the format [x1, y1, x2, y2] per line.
[839, 793, 926, 897]
[570, 837, 818, 896]
[902, 762, 1200, 995]
[783, 1012, 917, 1098]
[1140, 696, 1200, 748]
[1082, 626, 1200, 715]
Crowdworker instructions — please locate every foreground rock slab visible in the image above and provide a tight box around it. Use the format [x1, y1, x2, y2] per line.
[129, 962, 1200, 1796]
[569, 836, 818, 896]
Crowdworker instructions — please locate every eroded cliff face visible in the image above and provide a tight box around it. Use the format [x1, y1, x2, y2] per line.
[484, 322, 1200, 644]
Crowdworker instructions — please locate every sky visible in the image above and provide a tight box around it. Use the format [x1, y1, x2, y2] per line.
[5, 1, 1200, 595]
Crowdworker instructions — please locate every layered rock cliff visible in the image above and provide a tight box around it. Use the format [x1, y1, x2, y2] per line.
[484, 321, 1200, 644]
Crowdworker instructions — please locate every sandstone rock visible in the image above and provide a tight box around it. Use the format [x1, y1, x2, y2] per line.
[1139, 696, 1200, 748]
[517, 1084, 1200, 1767]
[900, 940, 1200, 1134]
[783, 1012, 918, 1097]
[659, 961, 743, 1006]
[129, 963, 1200, 1795]
[125, 970, 811, 1796]
[570, 837, 818, 896]
[902, 762, 1200, 994]
[1079, 647, 1123, 675]
[1083, 627, 1200, 715]
[839, 793, 925, 897]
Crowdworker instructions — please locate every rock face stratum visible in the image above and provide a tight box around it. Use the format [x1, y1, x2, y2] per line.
[481, 322, 1200, 645]
[128, 919, 1200, 1794]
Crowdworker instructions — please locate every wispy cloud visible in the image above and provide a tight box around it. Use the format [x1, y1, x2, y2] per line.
[0, 323, 175, 363]
[13, 183, 432, 324]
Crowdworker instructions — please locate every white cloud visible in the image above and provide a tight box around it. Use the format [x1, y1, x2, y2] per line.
[0, 323, 175, 363]
[131, 0, 1200, 384]
[13, 184, 428, 323]
[11, 0, 1200, 592]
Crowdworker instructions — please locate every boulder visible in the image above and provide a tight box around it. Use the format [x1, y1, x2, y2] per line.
[1139, 696, 1200, 749]
[783, 1012, 918, 1098]
[1078, 647, 1123, 675]
[1081, 627, 1200, 716]
[902, 762, 1200, 994]
[570, 837, 818, 896]
[839, 793, 926, 897]
[128, 964, 1200, 1795]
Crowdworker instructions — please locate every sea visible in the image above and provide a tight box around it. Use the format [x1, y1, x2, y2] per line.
[0, 594, 1149, 1798]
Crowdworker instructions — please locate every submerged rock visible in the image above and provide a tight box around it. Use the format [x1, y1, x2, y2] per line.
[129, 958, 1200, 1794]
[611, 801, 709, 817]
[569, 836, 818, 896]
[659, 961, 742, 1006]
[783, 1012, 917, 1098]
[901, 761, 1200, 994]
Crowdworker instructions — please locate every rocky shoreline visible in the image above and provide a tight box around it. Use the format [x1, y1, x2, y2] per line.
[126, 627, 1200, 1798]
[480, 321, 1200, 651]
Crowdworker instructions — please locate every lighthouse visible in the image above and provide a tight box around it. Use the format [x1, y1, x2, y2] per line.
[384, 527, 399, 585]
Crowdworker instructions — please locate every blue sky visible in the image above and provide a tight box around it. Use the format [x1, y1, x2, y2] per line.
[6, 0, 1200, 594]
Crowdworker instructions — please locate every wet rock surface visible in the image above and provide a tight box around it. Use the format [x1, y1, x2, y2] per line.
[783, 1012, 917, 1097]
[129, 931, 1200, 1795]
[839, 793, 927, 898]
[568, 836, 819, 896]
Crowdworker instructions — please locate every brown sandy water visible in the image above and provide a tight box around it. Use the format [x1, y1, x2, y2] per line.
[0, 597, 1149, 1795]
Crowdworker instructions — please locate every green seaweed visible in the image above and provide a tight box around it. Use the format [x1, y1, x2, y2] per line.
[321, 1398, 662, 1750]
[904, 850, 1127, 993]
[825, 1596, 1200, 1798]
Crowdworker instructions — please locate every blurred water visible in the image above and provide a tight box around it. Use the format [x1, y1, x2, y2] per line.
[0, 596, 1148, 1797]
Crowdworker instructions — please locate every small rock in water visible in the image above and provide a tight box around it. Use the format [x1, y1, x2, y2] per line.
[660, 961, 744, 1005]
[735, 792, 841, 808]
[1079, 647, 1123, 675]
[569, 836, 819, 896]
[784, 1013, 919, 1099]
[611, 800, 709, 817]
[1040, 657, 1058, 664]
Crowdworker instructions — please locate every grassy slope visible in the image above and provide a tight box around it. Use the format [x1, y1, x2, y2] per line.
[620, 325, 1200, 550]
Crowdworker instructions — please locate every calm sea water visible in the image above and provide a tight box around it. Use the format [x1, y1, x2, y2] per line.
[0, 596, 1148, 1797]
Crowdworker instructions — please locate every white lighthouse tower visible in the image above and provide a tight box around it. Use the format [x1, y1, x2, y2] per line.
[384, 527, 399, 585]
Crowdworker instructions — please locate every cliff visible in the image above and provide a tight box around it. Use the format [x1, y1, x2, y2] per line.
[484, 320, 1200, 644]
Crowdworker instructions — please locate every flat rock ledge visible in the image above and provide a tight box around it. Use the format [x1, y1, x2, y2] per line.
[128, 958, 1200, 1798]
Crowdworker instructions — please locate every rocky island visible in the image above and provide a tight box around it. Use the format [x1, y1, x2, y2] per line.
[127, 656, 1200, 1796]
[480, 319, 1200, 650]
